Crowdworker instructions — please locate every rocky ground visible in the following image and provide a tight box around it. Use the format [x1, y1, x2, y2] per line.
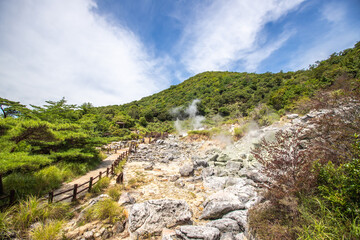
[62, 101, 360, 240]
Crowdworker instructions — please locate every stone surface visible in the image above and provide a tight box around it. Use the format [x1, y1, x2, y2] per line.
[118, 192, 136, 206]
[223, 210, 248, 232]
[179, 163, 195, 177]
[206, 218, 240, 233]
[144, 162, 154, 170]
[200, 200, 245, 220]
[128, 199, 192, 236]
[203, 177, 227, 191]
[176, 226, 221, 240]
[226, 161, 243, 171]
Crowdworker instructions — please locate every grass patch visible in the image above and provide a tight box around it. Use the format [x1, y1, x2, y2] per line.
[10, 197, 72, 234]
[0, 208, 11, 239]
[298, 197, 360, 240]
[107, 185, 123, 201]
[91, 177, 110, 194]
[83, 198, 125, 224]
[29, 220, 63, 240]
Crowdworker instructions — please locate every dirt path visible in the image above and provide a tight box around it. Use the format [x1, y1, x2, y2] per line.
[52, 149, 127, 202]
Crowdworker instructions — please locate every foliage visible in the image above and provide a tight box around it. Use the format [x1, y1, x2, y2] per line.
[249, 99, 360, 239]
[91, 177, 110, 194]
[107, 185, 123, 201]
[251, 128, 316, 201]
[299, 197, 360, 240]
[0, 97, 31, 118]
[83, 198, 125, 224]
[0, 152, 52, 175]
[29, 220, 63, 240]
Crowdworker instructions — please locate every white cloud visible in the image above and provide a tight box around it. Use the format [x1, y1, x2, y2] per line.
[179, 0, 304, 74]
[0, 0, 169, 106]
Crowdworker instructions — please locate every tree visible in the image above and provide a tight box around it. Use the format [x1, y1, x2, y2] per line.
[0, 97, 30, 118]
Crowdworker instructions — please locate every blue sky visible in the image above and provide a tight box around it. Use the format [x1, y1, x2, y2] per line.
[0, 0, 359, 106]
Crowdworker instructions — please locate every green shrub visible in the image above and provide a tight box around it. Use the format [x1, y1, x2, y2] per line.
[29, 220, 63, 240]
[83, 198, 125, 224]
[107, 185, 123, 201]
[91, 177, 110, 194]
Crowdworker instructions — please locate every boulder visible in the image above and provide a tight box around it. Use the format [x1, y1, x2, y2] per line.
[223, 210, 248, 232]
[128, 199, 192, 236]
[176, 226, 221, 240]
[220, 232, 236, 240]
[179, 163, 194, 177]
[234, 233, 245, 240]
[200, 200, 245, 220]
[203, 177, 227, 191]
[206, 218, 240, 233]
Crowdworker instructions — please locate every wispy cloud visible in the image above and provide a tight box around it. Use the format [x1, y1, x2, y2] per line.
[179, 0, 304, 74]
[0, 0, 169, 106]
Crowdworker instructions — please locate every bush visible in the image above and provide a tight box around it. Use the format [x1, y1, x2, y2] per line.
[91, 177, 110, 194]
[107, 185, 123, 201]
[83, 199, 125, 224]
[29, 220, 63, 240]
[251, 128, 316, 201]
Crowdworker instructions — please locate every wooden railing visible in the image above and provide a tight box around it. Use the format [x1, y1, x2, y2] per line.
[0, 141, 138, 208]
[48, 142, 137, 204]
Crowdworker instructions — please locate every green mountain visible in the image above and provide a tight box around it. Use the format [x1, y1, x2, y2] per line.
[111, 41, 360, 122]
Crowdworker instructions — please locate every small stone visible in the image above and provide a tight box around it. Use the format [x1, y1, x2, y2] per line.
[144, 162, 154, 170]
[214, 162, 226, 167]
[83, 230, 94, 240]
[118, 192, 136, 206]
[112, 221, 125, 233]
[179, 163, 194, 177]
[169, 174, 180, 182]
[175, 179, 185, 188]
[209, 154, 219, 162]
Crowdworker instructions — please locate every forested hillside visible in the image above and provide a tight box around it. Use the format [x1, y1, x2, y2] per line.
[116, 41, 360, 121]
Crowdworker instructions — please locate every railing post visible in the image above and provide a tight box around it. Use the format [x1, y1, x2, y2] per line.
[48, 191, 54, 204]
[106, 168, 109, 177]
[88, 177, 93, 192]
[0, 174, 3, 195]
[9, 190, 15, 205]
[99, 171, 102, 180]
[111, 165, 114, 175]
[72, 184, 78, 202]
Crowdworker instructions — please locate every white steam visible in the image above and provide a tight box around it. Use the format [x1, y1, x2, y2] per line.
[172, 99, 205, 134]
